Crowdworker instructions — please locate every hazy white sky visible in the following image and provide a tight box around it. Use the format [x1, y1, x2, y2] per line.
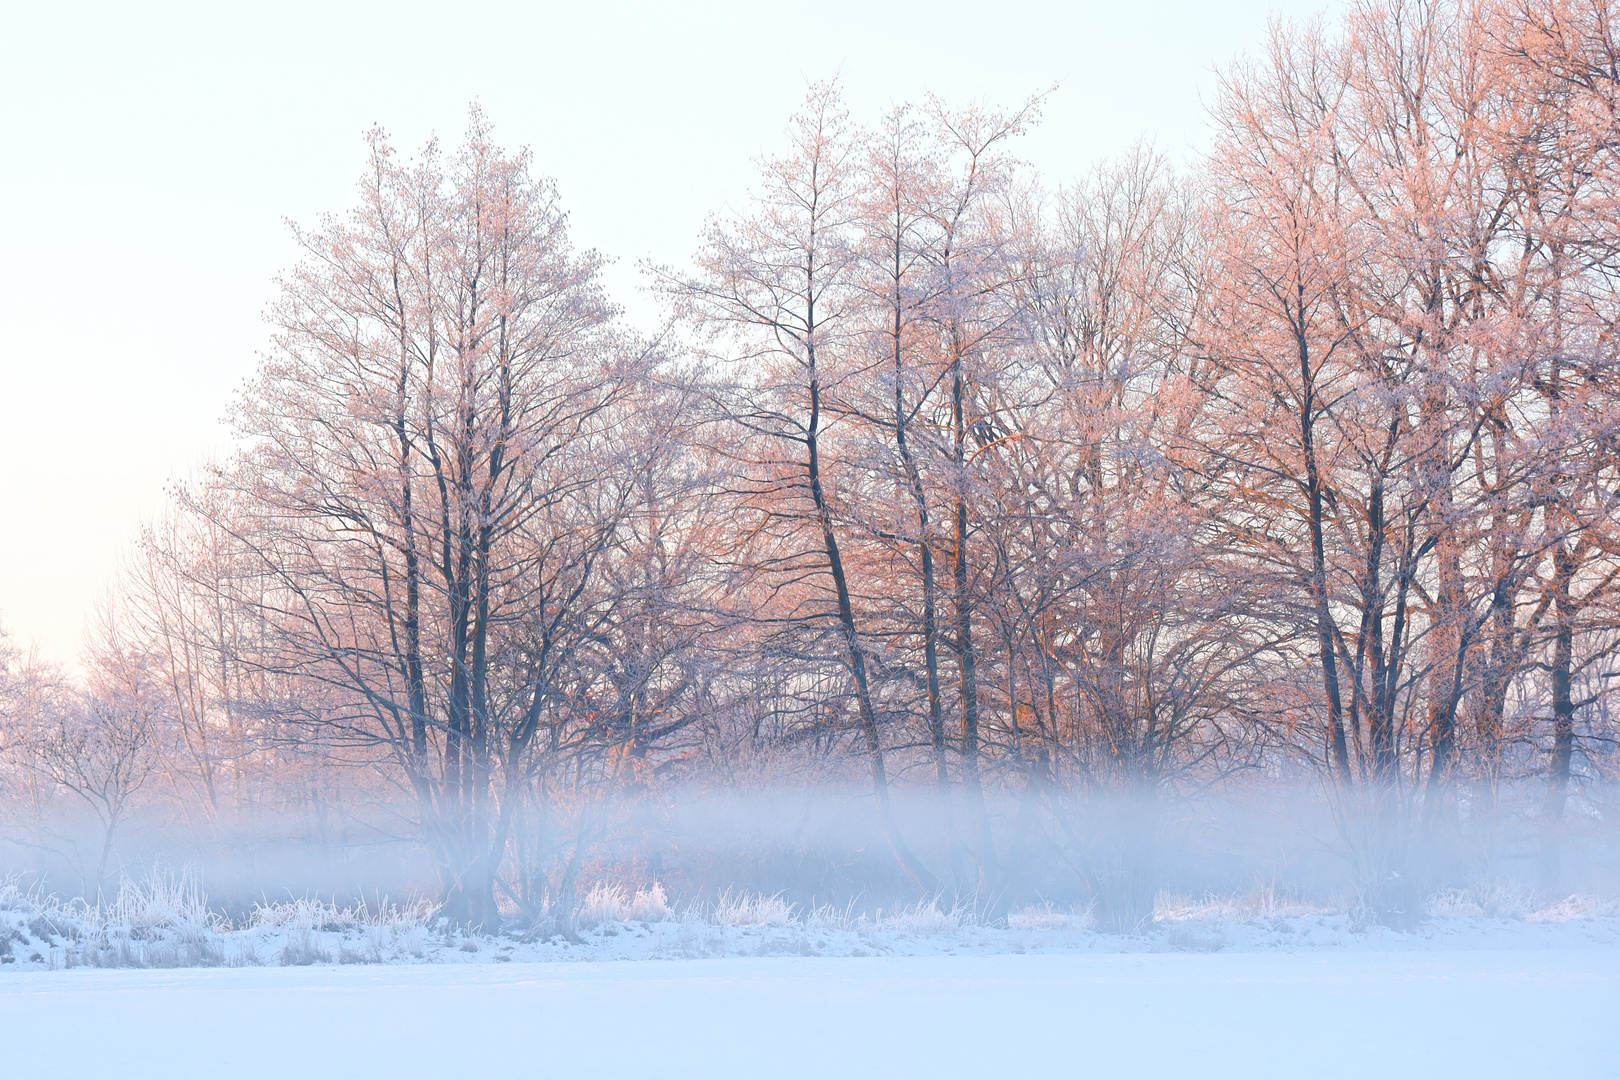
[0, 0, 1338, 666]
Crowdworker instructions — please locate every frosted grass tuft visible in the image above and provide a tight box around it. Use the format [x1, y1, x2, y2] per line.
[875, 899, 968, 934]
[1007, 902, 1093, 931]
[576, 882, 673, 927]
[708, 888, 797, 927]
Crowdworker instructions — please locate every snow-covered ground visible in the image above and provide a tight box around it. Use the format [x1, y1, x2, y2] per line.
[3, 950, 1616, 1078]
[4, 877, 1619, 1076]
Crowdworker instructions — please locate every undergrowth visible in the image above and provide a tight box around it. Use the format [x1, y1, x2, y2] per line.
[1, 870, 1616, 970]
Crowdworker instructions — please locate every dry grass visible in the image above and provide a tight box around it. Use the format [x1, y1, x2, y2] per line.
[6, 869, 1619, 970]
[576, 882, 674, 927]
[1154, 885, 1329, 923]
[707, 888, 798, 927]
[1007, 902, 1093, 931]
[874, 899, 968, 934]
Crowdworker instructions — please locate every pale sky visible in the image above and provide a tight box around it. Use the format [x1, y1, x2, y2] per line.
[0, 0, 1338, 667]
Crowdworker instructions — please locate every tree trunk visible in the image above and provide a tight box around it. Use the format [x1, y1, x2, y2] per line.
[951, 359, 998, 896]
[807, 354, 937, 893]
[1540, 540, 1579, 891]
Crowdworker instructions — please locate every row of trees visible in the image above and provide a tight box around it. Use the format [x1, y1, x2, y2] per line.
[4, 0, 1619, 928]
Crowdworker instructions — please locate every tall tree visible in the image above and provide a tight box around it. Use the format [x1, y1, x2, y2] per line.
[665, 83, 937, 889]
[208, 109, 652, 924]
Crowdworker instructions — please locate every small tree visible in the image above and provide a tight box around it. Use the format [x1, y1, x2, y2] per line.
[24, 640, 157, 901]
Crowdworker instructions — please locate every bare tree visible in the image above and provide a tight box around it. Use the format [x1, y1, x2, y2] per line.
[662, 81, 939, 889]
[197, 108, 665, 925]
[19, 627, 158, 901]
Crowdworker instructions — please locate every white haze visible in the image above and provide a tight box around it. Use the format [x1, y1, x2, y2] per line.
[3, 782, 1613, 925]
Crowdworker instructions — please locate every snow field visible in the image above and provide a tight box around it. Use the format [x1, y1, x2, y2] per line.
[6, 874, 1620, 1077]
[2, 950, 1615, 1078]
